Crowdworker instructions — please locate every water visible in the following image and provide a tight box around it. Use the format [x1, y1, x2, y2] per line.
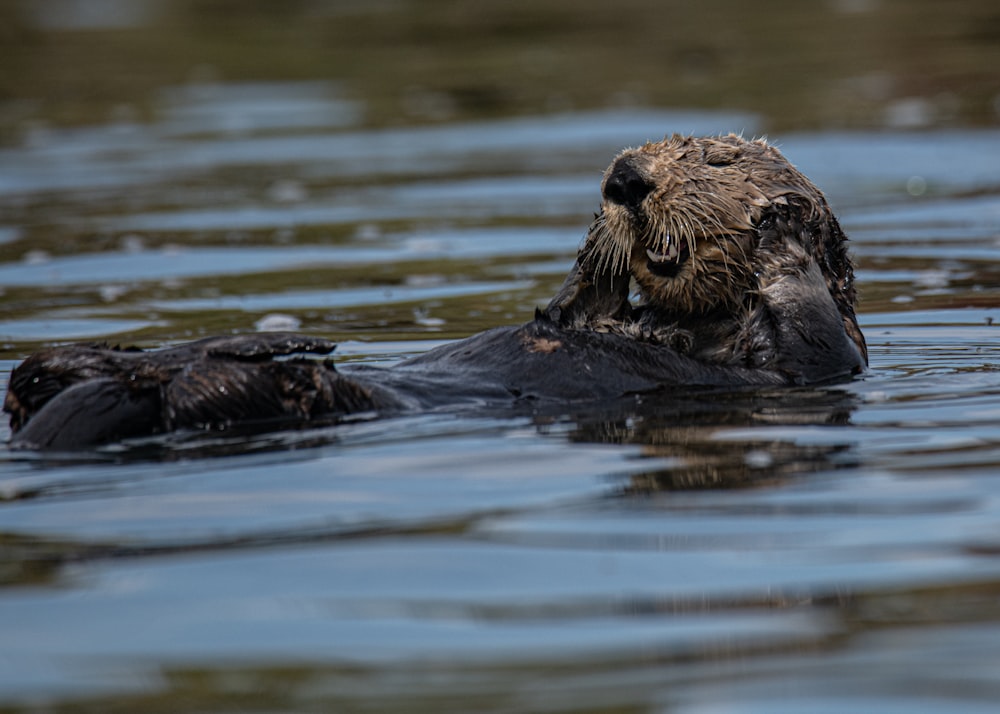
[2, 2, 1000, 711]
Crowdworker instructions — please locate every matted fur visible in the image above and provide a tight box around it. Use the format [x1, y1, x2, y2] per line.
[6, 134, 868, 450]
[579, 134, 867, 363]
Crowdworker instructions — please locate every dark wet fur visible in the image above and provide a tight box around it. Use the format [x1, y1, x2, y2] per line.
[5, 135, 868, 451]
[557, 134, 867, 370]
[5, 335, 377, 450]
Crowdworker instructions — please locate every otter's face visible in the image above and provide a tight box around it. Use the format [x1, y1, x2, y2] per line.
[586, 134, 819, 314]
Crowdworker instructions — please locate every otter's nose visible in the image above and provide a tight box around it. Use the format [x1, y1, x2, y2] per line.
[603, 159, 654, 208]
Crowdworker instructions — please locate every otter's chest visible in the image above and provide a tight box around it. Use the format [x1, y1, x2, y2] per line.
[632, 308, 769, 367]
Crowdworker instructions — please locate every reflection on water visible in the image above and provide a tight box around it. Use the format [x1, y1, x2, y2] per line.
[1, 1, 1000, 712]
[569, 388, 860, 492]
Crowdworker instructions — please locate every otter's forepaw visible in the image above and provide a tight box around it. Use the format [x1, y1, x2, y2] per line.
[664, 328, 695, 354]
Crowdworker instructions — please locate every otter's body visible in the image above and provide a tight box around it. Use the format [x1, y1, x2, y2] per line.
[5, 134, 867, 451]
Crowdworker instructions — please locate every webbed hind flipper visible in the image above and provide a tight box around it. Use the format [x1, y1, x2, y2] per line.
[200, 332, 337, 360]
[9, 378, 161, 450]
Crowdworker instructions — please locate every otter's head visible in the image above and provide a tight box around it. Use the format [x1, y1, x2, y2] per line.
[583, 134, 866, 361]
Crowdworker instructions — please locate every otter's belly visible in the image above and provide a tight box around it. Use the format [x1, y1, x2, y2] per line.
[341, 320, 789, 412]
[7, 316, 859, 451]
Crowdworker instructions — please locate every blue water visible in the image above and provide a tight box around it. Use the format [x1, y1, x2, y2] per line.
[0, 81, 999, 712]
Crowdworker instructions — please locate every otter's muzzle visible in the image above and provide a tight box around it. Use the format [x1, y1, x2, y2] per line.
[603, 158, 654, 209]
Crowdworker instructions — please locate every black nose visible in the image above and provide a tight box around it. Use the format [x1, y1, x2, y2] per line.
[603, 159, 654, 208]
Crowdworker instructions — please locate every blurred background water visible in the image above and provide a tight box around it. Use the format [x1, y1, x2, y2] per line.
[1, 1, 999, 711]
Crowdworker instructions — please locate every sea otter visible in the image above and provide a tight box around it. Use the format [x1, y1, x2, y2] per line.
[4, 134, 867, 451]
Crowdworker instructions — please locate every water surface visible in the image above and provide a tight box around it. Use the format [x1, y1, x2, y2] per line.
[1, 3, 1000, 712]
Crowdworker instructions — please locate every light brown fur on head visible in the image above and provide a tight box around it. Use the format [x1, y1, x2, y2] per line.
[580, 133, 866, 363]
